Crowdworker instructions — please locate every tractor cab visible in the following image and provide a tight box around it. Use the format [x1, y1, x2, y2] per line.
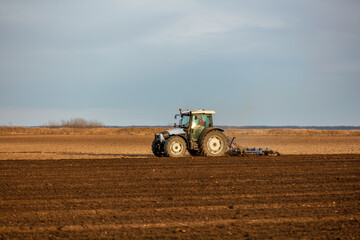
[175, 109, 215, 142]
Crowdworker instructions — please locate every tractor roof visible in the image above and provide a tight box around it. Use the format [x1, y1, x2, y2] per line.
[181, 109, 216, 115]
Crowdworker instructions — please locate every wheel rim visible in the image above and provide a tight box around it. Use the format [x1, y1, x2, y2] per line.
[207, 136, 223, 154]
[170, 140, 184, 155]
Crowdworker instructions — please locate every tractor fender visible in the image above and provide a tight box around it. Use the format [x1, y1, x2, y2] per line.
[173, 134, 188, 146]
[198, 127, 224, 144]
[163, 129, 188, 146]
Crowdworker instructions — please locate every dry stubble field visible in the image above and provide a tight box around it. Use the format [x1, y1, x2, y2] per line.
[0, 127, 359, 160]
[0, 127, 359, 239]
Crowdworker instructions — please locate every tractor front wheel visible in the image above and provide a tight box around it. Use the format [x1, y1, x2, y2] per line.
[164, 136, 187, 157]
[200, 130, 227, 157]
[152, 140, 164, 157]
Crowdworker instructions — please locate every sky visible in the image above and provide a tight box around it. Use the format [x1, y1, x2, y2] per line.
[0, 0, 359, 126]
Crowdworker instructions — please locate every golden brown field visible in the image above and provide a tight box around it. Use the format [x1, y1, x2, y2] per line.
[0, 127, 359, 160]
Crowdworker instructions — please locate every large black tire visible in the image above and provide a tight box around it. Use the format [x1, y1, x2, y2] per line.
[188, 149, 201, 156]
[164, 136, 187, 157]
[152, 140, 164, 157]
[200, 130, 228, 157]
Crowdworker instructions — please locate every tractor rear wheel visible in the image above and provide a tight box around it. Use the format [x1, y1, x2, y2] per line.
[200, 130, 227, 157]
[164, 136, 187, 157]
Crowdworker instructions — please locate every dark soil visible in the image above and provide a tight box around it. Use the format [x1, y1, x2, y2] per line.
[0, 155, 359, 239]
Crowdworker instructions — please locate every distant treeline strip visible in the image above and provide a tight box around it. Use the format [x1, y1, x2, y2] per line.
[45, 118, 104, 128]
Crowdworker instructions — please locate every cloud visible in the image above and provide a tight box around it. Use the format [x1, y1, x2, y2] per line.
[142, 1, 288, 44]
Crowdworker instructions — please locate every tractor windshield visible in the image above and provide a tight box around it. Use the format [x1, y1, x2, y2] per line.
[179, 115, 190, 128]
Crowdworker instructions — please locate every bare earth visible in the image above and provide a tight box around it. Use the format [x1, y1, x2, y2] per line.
[0, 127, 359, 239]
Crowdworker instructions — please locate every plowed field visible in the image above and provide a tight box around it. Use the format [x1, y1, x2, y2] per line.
[1, 154, 359, 239]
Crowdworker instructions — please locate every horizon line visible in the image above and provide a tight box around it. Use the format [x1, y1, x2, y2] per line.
[2, 125, 360, 130]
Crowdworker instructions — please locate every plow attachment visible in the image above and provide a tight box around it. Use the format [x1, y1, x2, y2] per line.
[226, 137, 280, 156]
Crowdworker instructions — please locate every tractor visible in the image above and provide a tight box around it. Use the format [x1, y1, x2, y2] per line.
[152, 108, 280, 157]
[152, 109, 228, 157]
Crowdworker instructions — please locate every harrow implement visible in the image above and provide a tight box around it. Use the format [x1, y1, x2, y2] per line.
[226, 136, 280, 156]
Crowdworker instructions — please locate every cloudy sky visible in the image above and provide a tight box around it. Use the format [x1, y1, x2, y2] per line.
[0, 0, 359, 126]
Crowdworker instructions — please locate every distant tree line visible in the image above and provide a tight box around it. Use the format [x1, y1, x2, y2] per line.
[44, 118, 104, 128]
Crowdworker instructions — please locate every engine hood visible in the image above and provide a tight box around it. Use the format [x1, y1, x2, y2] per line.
[166, 128, 185, 135]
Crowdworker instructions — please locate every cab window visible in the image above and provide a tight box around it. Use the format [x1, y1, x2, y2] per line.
[191, 115, 211, 140]
[191, 115, 210, 128]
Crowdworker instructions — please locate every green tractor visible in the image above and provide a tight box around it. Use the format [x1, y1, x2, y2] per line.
[152, 109, 228, 157]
